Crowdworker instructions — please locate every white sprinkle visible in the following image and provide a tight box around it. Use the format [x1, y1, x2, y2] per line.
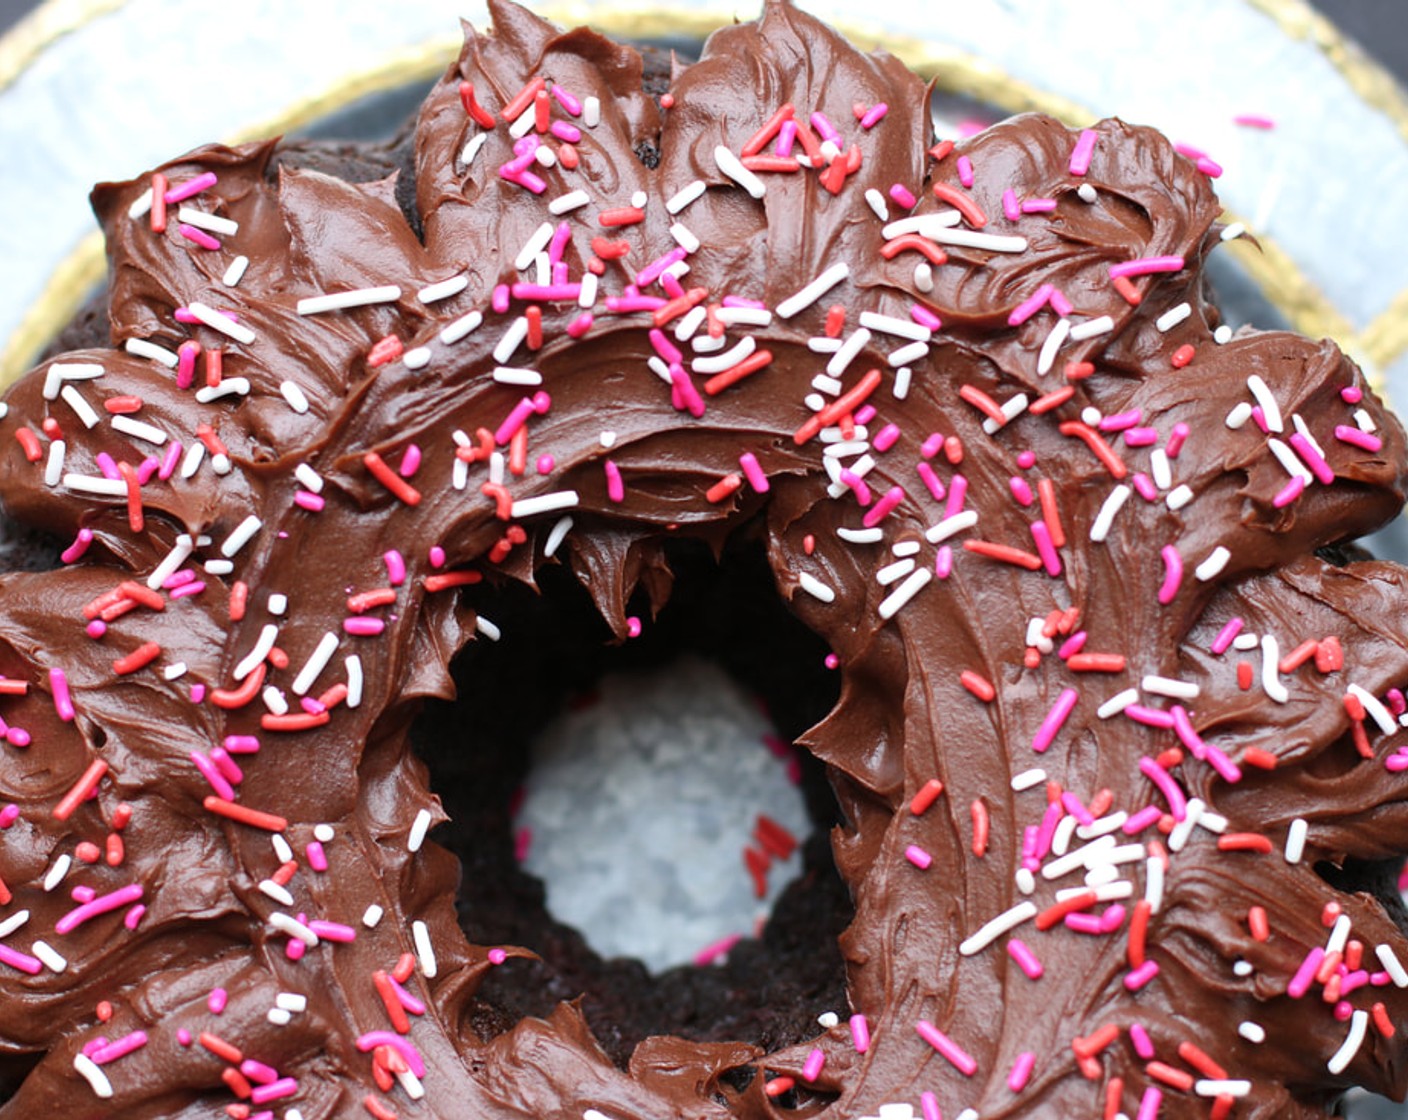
[1348, 683, 1396, 735]
[827, 328, 871, 377]
[959, 901, 1037, 956]
[878, 568, 932, 620]
[272, 380, 311, 415]
[1150, 448, 1172, 490]
[1081, 407, 1103, 427]
[259, 879, 295, 907]
[1221, 221, 1246, 241]
[73, 1053, 113, 1099]
[860, 311, 930, 342]
[1142, 675, 1199, 699]
[277, 992, 308, 1012]
[43, 441, 65, 487]
[1213, 324, 1233, 344]
[508, 108, 536, 138]
[397, 1069, 426, 1101]
[43, 361, 103, 399]
[817, 1011, 840, 1029]
[296, 286, 400, 317]
[1167, 799, 1205, 852]
[147, 534, 195, 590]
[62, 474, 126, 497]
[514, 222, 556, 272]
[715, 307, 772, 328]
[1246, 374, 1283, 433]
[820, 425, 868, 443]
[1077, 183, 1098, 203]
[1284, 818, 1308, 863]
[1197, 811, 1227, 834]
[1144, 855, 1165, 912]
[1225, 401, 1253, 429]
[578, 272, 599, 309]
[1159, 484, 1193, 512]
[127, 186, 154, 218]
[112, 415, 167, 446]
[262, 687, 289, 716]
[795, 571, 837, 604]
[675, 306, 707, 341]
[1261, 635, 1289, 703]
[892, 541, 922, 559]
[1195, 1080, 1250, 1098]
[493, 317, 530, 363]
[881, 213, 962, 239]
[412, 919, 438, 977]
[493, 366, 542, 387]
[547, 190, 590, 216]
[1293, 413, 1327, 461]
[776, 263, 850, 320]
[178, 206, 237, 236]
[1036, 318, 1071, 376]
[599, 430, 617, 449]
[269, 912, 319, 947]
[544, 516, 573, 558]
[221, 515, 262, 558]
[1238, 1021, 1265, 1044]
[1043, 836, 1115, 880]
[1011, 768, 1046, 792]
[876, 558, 916, 586]
[1231, 959, 1255, 977]
[837, 527, 884, 545]
[187, 301, 255, 344]
[580, 95, 600, 127]
[291, 632, 339, 696]
[267, 594, 287, 616]
[43, 855, 71, 892]
[1097, 688, 1139, 719]
[60, 385, 100, 428]
[476, 616, 502, 642]
[693, 337, 757, 375]
[340, 655, 363, 711]
[535, 145, 557, 169]
[459, 133, 488, 168]
[163, 662, 187, 681]
[1155, 302, 1191, 332]
[669, 222, 700, 253]
[194, 378, 250, 405]
[914, 262, 934, 293]
[1069, 315, 1114, 341]
[1090, 484, 1131, 543]
[864, 188, 889, 221]
[0, 910, 30, 938]
[713, 145, 765, 198]
[124, 338, 179, 367]
[440, 310, 483, 345]
[1051, 816, 1079, 858]
[510, 491, 580, 519]
[418, 275, 469, 304]
[222, 255, 250, 287]
[812, 374, 843, 396]
[1195, 546, 1230, 581]
[1267, 437, 1313, 483]
[267, 1008, 292, 1026]
[180, 443, 205, 479]
[1327, 1009, 1368, 1075]
[665, 180, 706, 214]
[362, 903, 385, 928]
[982, 393, 1028, 435]
[888, 341, 929, 368]
[1077, 812, 1129, 839]
[1232, 633, 1260, 652]
[925, 227, 1027, 253]
[1377, 943, 1408, 987]
[893, 366, 913, 400]
[234, 624, 279, 681]
[272, 834, 295, 863]
[408, 808, 433, 853]
[925, 509, 978, 545]
[488, 451, 505, 485]
[32, 940, 66, 972]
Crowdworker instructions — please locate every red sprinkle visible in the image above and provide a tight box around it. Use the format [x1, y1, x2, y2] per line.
[364, 452, 422, 506]
[599, 207, 646, 228]
[53, 759, 109, 821]
[113, 641, 161, 676]
[1217, 832, 1273, 853]
[909, 778, 944, 815]
[959, 670, 996, 701]
[458, 80, 496, 128]
[931, 181, 987, 227]
[500, 76, 546, 123]
[1170, 343, 1196, 368]
[203, 797, 288, 832]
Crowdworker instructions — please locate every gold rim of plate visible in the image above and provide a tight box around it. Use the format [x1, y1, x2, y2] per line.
[0, 0, 1405, 391]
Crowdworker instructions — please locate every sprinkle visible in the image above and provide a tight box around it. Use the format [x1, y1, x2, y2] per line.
[1260, 635, 1289, 703]
[1157, 545, 1183, 604]
[1327, 1009, 1369, 1074]
[1032, 689, 1079, 753]
[1069, 129, 1098, 175]
[1109, 255, 1184, 279]
[185, 301, 255, 345]
[914, 1020, 977, 1075]
[1139, 757, 1187, 821]
[53, 760, 109, 821]
[221, 515, 263, 558]
[412, 919, 437, 977]
[364, 452, 422, 506]
[877, 568, 932, 620]
[32, 940, 66, 972]
[960, 901, 1037, 955]
[73, 1053, 113, 1099]
[269, 912, 319, 946]
[297, 286, 400, 316]
[1289, 431, 1335, 484]
[203, 797, 288, 832]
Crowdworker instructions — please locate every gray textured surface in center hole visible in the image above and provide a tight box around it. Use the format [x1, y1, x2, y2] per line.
[515, 656, 811, 973]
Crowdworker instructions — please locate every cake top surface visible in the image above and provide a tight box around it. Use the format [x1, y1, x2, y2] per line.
[1, 2, 1408, 1118]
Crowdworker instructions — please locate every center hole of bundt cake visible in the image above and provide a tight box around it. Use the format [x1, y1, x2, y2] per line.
[409, 534, 850, 1063]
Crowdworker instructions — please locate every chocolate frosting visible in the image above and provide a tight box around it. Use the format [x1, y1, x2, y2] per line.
[3, 2, 1408, 1117]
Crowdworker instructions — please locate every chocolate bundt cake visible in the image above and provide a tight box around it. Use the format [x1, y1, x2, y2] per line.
[3, 2, 1408, 1117]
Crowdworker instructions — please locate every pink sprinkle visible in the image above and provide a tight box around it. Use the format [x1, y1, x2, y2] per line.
[862, 486, 904, 528]
[1065, 912, 1103, 935]
[1137, 1087, 1162, 1120]
[854, 403, 877, 427]
[91, 1030, 148, 1065]
[1016, 450, 1037, 469]
[1049, 289, 1073, 318]
[1032, 688, 1078, 753]
[915, 1020, 977, 1076]
[224, 735, 261, 754]
[776, 120, 798, 158]
[648, 328, 683, 365]
[208, 988, 228, 1014]
[1210, 617, 1243, 656]
[739, 452, 769, 493]
[178, 223, 221, 251]
[551, 84, 582, 115]
[0, 804, 17, 828]
[61, 527, 95, 564]
[873, 423, 901, 453]
[956, 155, 974, 187]
[1060, 791, 1094, 827]
[839, 469, 872, 506]
[904, 844, 932, 869]
[1289, 432, 1335, 484]
[514, 827, 532, 861]
[175, 307, 237, 326]
[920, 432, 945, 458]
[241, 1059, 279, 1085]
[626, 617, 642, 638]
[917, 462, 946, 501]
[802, 1048, 826, 1081]
[307, 840, 328, 872]
[71, 886, 95, 904]
[1034, 801, 1064, 860]
[859, 102, 888, 129]
[85, 620, 106, 639]
[492, 285, 511, 313]
[661, 273, 685, 300]
[0, 945, 41, 975]
[1009, 477, 1034, 506]
[1069, 128, 1098, 175]
[692, 932, 742, 966]
[1109, 255, 1184, 279]
[809, 111, 841, 144]
[921, 1091, 942, 1120]
[5, 726, 30, 748]
[211, 747, 243, 784]
[1157, 545, 1183, 604]
[910, 305, 942, 330]
[1125, 704, 1176, 729]
[294, 491, 325, 512]
[1139, 755, 1188, 821]
[55, 882, 144, 934]
[1030, 521, 1061, 576]
[934, 546, 953, 580]
[1099, 903, 1127, 933]
[1131, 473, 1158, 502]
[159, 440, 183, 480]
[95, 451, 121, 480]
[945, 474, 968, 517]
[383, 550, 406, 587]
[1123, 805, 1163, 834]
[390, 974, 427, 1015]
[1002, 188, 1020, 221]
[1335, 424, 1383, 453]
[1163, 422, 1190, 459]
[849, 1013, 870, 1053]
[1008, 283, 1054, 327]
[1124, 427, 1159, 447]
[50, 668, 76, 722]
[605, 295, 666, 313]
[188, 685, 205, 705]
[1234, 113, 1275, 129]
[344, 617, 386, 637]
[250, 1078, 298, 1105]
[639, 250, 688, 290]
[1175, 142, 1207, 161]
[1058, 632, 1087, 659]
[164, 172, 217, 204]
[550, 119, 581, 143]
[177, 1029, 192, 1047]
[1020, 198, 1056, 214]
[888, 184, 916, 209]
[1273, 475, 1306, 509]
[1129, 1023, 1155, 1058]
[354, 1033, 425, 1077]
[1288, 946, 1325, 999]
[669, 366, 705, 419]
[399, 444, 422, 478]
[428, 546, 446, 568]
[1196, 157, 1223, 178]
[488, 947, 509, 965]
[495, 396, 538, 445]
[1099, 409, 1142, 432]
[191, 751, 236, 800]
[604, 461, 625, 503]
[1205, 744, 1242, 784]
[1170, 707, 1206, 760]
[1250, 406, 1269, 434]
[1007, 1051, 1035, 1092]
[170, 581, 206, 599]
[307, 920, 356, 943]
[1007, 937, 1043, 979]
[1342, 385, 1363, 404]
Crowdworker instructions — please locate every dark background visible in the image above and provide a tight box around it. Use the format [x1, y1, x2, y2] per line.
[0, 0, 1404, 85]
